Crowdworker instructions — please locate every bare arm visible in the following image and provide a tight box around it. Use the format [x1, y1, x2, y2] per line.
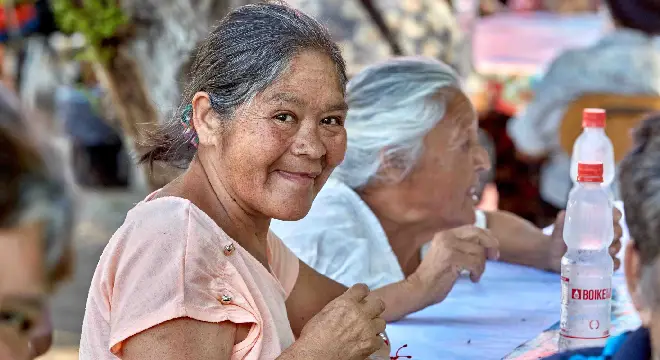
[284, 259, 414, 325]
[285, 261, 391, 356]
[486, 209, 622, 272]
[121, 317, 338, 360]
[285, 260, 347, 337]
[121, 318, 237, 360]
[485, 210, 552, 270]
[286, 227, 499, 324]
[371, 279, 429, 322]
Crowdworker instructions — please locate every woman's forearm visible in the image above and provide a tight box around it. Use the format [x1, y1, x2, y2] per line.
[279, 333, 390, 360]
[485, 210, 551, 270]
[371, 276, 433, 322]
[277, 338, 325, 359]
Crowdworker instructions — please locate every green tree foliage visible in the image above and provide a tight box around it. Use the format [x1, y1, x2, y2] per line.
[50, 0, 129, 64]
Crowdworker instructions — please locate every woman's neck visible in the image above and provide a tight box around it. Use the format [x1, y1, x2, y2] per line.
[381, 218, 436, 276]
[167, 158, 271, 265]
[360, 190, 438, 277]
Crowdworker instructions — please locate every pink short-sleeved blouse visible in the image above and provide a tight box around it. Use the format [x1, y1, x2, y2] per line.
[80, 195, 300, 359]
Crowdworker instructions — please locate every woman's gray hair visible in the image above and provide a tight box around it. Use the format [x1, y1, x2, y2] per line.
[332, 57, 464, 189]
[0, 85, 74, 285]
[140, 2, 347, 167]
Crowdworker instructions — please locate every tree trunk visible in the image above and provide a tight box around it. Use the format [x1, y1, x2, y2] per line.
[93, 48, 179, 190]
[90, 0, 259, 190]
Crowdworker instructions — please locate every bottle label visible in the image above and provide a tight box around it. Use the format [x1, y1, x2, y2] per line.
[560, 271, 612, 340]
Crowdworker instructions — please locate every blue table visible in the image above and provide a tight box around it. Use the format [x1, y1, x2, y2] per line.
[386, 202, 637, 360]
[386, 261, 562, 360]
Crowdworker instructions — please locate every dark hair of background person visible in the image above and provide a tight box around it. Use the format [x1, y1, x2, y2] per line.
[605, 0, 660, 35]
[619, 113, 660, 266]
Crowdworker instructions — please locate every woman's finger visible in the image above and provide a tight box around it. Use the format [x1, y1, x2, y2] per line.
[609, 239, 622, 256]
[370, 318, 386, 334]
[451, 239, 487, 257]
[455, 227, 500, 260]
[450, 251, 487, 283]
[613, 207, 622, 223]
[344, 284, 370, 303]
[361, 295, 386, 319]
[613, 223, 623, 240]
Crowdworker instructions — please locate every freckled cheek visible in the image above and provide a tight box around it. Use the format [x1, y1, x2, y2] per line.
[323, 134, 347, 167]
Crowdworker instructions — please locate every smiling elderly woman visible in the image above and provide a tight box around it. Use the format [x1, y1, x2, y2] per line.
[80, 4, 391, 360]
[271, 57, 622, 321]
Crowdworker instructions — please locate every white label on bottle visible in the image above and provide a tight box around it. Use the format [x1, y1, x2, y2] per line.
[560, 273, 612, 339]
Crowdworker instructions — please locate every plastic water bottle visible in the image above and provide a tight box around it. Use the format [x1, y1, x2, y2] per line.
[569, 109, 615, 198]
[559, 162, 613, 351]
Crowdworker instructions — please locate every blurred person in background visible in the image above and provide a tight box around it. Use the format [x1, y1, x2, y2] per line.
[507, 0, 660, 213]
[271, 57, 622, 321]
[544, 114, 660, 360]
[0, 85, 74, 359]
[54, 61, 129, 188]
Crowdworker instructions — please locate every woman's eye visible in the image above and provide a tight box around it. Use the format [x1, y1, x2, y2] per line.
[321, 117, 342, 126]
[0, 311, 33, 333]
[274, 114, 295, 123]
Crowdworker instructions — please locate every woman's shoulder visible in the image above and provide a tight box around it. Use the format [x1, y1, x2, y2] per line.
[102, 196, 228, 263]
[87, 197, 276, 357]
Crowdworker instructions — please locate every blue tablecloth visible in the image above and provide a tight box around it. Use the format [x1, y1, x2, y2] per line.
[386, 202, 634, 360]
[386, 261, 561, 360]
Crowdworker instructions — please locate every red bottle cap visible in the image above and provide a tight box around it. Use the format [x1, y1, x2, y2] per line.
[582, 108, 606, 128]
[577, 162, 604, 183]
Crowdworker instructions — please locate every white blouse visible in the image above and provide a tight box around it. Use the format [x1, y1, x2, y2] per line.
[270, 178, 486, 289]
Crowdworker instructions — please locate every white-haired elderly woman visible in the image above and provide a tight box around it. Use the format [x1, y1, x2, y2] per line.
[0, 85, 74, 359]
[271, 57, 622, 321]
[544, 114, 660, 360]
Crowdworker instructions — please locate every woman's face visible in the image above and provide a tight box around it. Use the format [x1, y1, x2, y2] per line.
[395, 91, 490, 229]
[197, 50, 348, 220]
[0, 223, 47, 360]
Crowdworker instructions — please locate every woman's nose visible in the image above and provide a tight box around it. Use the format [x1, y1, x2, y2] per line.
[292, 124, 326, 159]
[474, 145, 491, 173]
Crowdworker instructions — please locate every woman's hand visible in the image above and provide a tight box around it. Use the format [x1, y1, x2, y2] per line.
[408, 226, 500, 307]
[293, 284, 386, 360]
[546, 208, 623, 272]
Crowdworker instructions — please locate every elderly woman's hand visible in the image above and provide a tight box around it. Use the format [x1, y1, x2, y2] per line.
[295, 284, 386, 360]
[546, 208, 623, 272]
[408, 226, 500, 308]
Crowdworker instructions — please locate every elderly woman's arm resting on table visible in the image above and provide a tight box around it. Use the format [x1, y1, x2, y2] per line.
[485, 209, 623, 272]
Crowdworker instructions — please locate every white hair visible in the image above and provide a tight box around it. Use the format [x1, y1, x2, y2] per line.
[333, 56, 464, 189]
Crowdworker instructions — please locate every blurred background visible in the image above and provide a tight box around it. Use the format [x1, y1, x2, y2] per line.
[2, 0, 656, 358]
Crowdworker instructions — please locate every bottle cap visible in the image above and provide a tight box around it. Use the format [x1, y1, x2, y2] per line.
[582, 108, 606, 128]
[577, 162, 604, 183]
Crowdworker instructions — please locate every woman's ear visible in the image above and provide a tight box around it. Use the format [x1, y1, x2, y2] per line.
[625, 240, 652, 325]
[191, 92, 220, 146]
[377, 148, 408, 184]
